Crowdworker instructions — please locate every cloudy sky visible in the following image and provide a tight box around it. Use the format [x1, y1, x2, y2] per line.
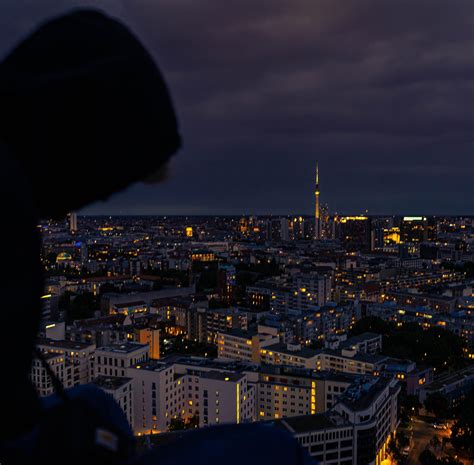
[1, 0, 473, 215]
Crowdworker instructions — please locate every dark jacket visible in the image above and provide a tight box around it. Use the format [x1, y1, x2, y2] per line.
[0, 9, 180, 439]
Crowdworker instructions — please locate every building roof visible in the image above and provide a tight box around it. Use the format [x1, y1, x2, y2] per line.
[264, 342, 321, 359]
[275, 413, 337, 434]
[96, 342, 148, 354]
[200, 370, 245, 382]
[113, 300, 147, 309]
[92, 375, 132, 390]
[340, 377, 396, 411]
[343, 332, 381, 345]
[36, 337, 95, 351]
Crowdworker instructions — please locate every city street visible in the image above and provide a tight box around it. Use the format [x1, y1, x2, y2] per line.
[400, 417, 451, 465]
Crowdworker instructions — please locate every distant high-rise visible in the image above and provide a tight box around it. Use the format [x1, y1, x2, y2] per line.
[69, 212, 78, 234]
[314, 163, 320, 239]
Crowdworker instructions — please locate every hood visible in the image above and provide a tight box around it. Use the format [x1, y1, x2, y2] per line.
[0, 9, 181, 218]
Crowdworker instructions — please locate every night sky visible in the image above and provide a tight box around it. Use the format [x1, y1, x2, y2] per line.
[2, 1, 473, 215]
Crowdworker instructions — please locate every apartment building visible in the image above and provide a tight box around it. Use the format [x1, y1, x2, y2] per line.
[36, 337, 96, 386]
[217, 328, 279, 363]
[95, 342, 149, 377]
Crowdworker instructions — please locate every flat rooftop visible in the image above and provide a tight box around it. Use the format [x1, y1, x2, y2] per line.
[340, 377, 394, 411]
[92, 376, 132, 390]
[423, 365, 474, 391]
[96, 342, 149, 354]
[263, 342, 321, 359]
[275, 413, 337, 434]
[200, 370, 245, 382]
[342, 332, 381, 345]
[36, 337, 95, 351]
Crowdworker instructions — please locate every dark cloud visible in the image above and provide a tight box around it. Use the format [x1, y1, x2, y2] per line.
[1, 0, 473, 215]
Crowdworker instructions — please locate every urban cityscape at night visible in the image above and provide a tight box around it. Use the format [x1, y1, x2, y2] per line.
[34, 174, 474, 465]
[0, 1, 473, 465]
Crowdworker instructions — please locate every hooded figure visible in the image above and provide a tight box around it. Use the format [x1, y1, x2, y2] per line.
[0, 9, 180, 440]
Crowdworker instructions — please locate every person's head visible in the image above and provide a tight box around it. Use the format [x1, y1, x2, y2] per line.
[0, 9, 181, 218]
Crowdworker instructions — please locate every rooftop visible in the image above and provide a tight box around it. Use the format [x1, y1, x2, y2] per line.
[263, 342, 321, 359]
[275, 413, 337, 434]
[340, 377, 396, 411]
[113, 300, 147, 309]
[92, 376, 132, 390]
[96, 342, 149, 354]
[200, 370, 245, 382]
[36, 337, 95, 351]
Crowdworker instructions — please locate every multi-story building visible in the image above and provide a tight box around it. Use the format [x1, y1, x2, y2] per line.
[277, 412, 356, 465]
[126, 358, 255, 434]
[333, 377, 400, 465]
[335, 216, 372, 252]
[260, 343, 320, 369]
[36, 338, 96, 386]
[95, 342, 149, 377]
[217, 328, 279, 363]
[418, 365, 474, 410]
[92, 376, 134, 429]
[255, 366, 354, 421]
[217, 264, 236, 304]
[31, 352, 67, 397]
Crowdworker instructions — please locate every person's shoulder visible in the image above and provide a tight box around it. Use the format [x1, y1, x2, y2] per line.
[0, 143, 37, 216]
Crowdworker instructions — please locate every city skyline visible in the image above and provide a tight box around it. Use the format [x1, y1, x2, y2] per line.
[2, 2, 473, 464]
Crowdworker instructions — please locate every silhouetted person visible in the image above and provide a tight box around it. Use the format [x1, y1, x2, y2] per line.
[0, 9, 312, 465]
[0, 8, 180, 461]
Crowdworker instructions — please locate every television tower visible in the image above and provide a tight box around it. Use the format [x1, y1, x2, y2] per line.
[314, 162, 320, 239]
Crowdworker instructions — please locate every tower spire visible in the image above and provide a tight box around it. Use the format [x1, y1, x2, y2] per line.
[315, 162, 320, 239]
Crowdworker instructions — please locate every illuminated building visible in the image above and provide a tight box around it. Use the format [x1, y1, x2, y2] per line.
[31, 352, 67, 397]
[260, 342, 320, 369]
[69, 212, 78, 234]
[315, 162, 320, 240]
[400, 216, 428, 243]
[418, 365, 474, 411]
[267, 217, 289, 241]
[190, 250, 216, 262]
[247, 273, 332, 314]
[320, 204, 334, 240]
[289, 216, 306, 241]
[217, 264, 236, 304]
[36, 338, 96, 385]
[111, 300, 148, 316]
[95, 342, 149, 377]
[277, 377, 400, 465]
[217, 328, 279, 363]
[136, 327, 161, 360]
[289, 272, 332, 309]
[279, 412, 356, 465]
[92, 376, 134, 429]
[256, 367, 354, 421]
[185, 226, 193, 237]
[334, 377, 399, 465]
[335, 216, 371, 252]
[127, 358, 255, 434]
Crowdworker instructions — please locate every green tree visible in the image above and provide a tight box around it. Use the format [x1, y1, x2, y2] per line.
[403, 394, 421, 414]
[187, 413, 199, 429]
[419, 449, 437, 465]
[424, 392, 450, 420]
[451, 388, 474, 452]
[168, 417, 186, 432]
[350, 316, 391, 336]
[60, 291, 98, 323]
[350, 317, 466, 371]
